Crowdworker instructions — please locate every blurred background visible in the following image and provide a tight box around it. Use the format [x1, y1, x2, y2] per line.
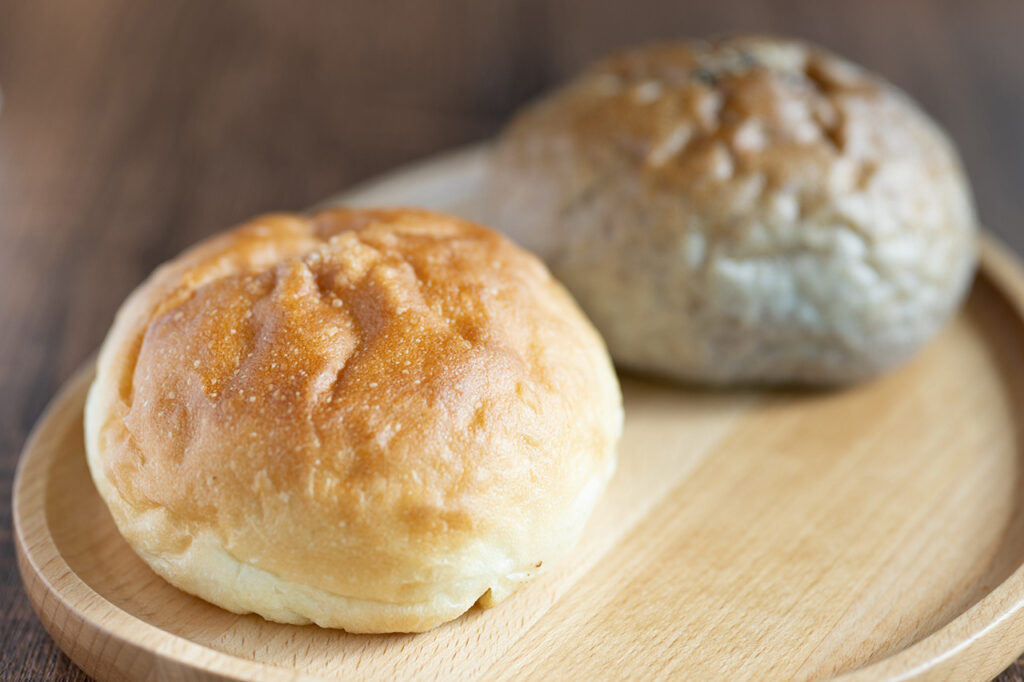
[1, 1, 1023, 679]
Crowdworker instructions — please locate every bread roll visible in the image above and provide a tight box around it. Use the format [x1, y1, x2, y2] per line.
[485, 35, 978, 385]
[85, 208, 621, 633]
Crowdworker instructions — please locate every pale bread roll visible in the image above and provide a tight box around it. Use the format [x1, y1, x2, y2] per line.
[486, 35, 979, 385]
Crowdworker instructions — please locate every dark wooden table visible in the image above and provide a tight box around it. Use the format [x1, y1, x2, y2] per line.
[2, 1, 1023, 679]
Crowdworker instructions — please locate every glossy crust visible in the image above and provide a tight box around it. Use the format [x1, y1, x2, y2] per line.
[84, 208, 622, 633]
[486, 35, 979, 384]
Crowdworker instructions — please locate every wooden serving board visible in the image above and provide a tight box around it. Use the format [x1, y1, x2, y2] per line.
[14, 145, 1024, 681]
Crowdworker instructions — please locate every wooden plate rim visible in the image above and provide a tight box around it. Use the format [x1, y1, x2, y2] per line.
[13, 144, 1024, 681]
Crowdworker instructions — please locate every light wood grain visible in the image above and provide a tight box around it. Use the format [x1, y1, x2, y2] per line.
[14, 147, 1024, 681]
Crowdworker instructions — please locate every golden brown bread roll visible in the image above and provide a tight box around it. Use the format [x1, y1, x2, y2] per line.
[485, 35, 978, 385]
[85, 208, 622, 633]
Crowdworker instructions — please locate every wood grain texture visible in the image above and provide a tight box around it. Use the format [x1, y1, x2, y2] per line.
[12, 145, 1024, 682]
[3, 1, 1024, 680]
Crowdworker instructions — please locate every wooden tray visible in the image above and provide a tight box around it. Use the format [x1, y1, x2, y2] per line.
[14, 145, 1024, 681]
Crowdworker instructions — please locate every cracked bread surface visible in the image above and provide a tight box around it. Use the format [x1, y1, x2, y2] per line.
[84, 207, 622, 632]
[485, 35, 978, 384]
